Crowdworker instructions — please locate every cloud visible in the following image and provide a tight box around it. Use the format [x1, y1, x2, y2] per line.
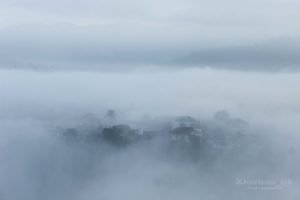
[177, 38, 300, 71]
[0, 68, 299, 200]
[0, 0, 299, 70]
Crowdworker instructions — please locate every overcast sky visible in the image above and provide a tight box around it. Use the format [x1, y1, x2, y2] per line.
[0, 0, 299, 70]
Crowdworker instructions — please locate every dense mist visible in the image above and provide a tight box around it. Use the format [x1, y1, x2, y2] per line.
[0, 0, 299, 198]
[0, 68, 299, 200]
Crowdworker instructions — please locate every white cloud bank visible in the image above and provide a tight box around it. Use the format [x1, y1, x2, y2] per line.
[0, 68, 300, 200]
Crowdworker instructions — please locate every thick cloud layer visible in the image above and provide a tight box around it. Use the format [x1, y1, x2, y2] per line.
[0, 68, 299, 199]
[0, 0, 299, 70]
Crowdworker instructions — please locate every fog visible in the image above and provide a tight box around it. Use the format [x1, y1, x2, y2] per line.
[0, 68, 299, 200]
[0, 0, 300, 198]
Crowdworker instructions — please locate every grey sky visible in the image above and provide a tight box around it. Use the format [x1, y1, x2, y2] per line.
[0, 0, 299, 70]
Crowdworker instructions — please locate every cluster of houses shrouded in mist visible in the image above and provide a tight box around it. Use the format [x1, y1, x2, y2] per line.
[60, 110, 264, 163]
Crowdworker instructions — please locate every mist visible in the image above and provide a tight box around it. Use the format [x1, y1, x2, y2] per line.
[0, 68, 299, 200]
[1, 0, 300, 198]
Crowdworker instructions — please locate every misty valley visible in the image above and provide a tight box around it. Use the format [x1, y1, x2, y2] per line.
[0, 69, 299, 200]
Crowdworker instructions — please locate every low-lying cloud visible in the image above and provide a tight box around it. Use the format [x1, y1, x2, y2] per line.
[0, 68, 299, 200]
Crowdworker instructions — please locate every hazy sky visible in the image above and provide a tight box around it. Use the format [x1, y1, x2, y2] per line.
[0, 0, 299, 70]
